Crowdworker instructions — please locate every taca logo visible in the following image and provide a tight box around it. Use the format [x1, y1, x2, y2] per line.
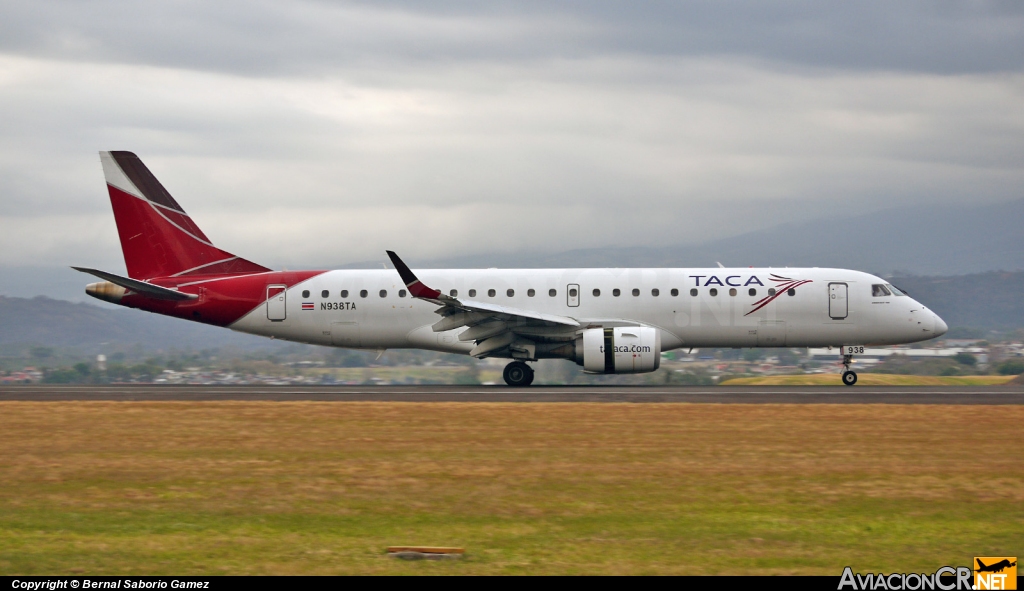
[745, 274, 813, 316]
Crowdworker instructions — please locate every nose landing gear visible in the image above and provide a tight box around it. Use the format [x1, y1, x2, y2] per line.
[841, 353, 858, 386]
[503, 361, 535, 387]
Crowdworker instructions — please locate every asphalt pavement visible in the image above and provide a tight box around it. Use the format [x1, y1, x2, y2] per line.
[1, 384, 1022, 404]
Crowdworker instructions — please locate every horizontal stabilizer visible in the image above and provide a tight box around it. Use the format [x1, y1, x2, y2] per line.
[71, 267, 198, 301]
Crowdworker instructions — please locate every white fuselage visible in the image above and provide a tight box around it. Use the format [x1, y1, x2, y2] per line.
[229, 267, 947, 354]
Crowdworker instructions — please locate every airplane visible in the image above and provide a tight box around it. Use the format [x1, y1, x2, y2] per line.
[976, 559, 1016, 573]
[74, 151, 948, 387]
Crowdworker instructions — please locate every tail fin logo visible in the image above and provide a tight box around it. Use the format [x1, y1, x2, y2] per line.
[99, 151, 270, 280]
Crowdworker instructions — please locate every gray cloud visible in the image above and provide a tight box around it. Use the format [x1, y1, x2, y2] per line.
[1, 1, 1022, 76]
[0, 2, 1022, 275]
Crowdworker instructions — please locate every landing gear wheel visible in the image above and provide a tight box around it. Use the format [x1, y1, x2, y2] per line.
[503, 361, 534, 387]
[842, 371, 858, 386]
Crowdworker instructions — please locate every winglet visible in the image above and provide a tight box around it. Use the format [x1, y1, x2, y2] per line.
[386, 251, 442, 300]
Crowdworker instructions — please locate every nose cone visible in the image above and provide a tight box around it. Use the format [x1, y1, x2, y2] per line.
[933, 313, 948, 338]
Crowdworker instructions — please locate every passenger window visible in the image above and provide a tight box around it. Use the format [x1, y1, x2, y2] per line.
[488, 289, 496, 297]
[613, 288, 621, 297]
[527, 289, 535, 297]
[652, 288, 660, 297]
[690, 288, 698, 297]
[360, 289, 368, 298]
[507, 289, 514, 297]
[549, 289, 556, 297]
[872, 284, 891, 297]
[569, 288, 578, 297]
[729, 288, 737, 297]
[709, 288, 718, 297]
[450, 289, 458, 297]
[632, 288, 640, 296]
[748, 288, 756, 297]
[399, 290, 407, 298]
[302, 290, 310, 298]
[768, 288, 776, 296]
[341, 290, 349, 298]
[593, 288, 600, 297]
[670, 288, 678, 297]
[469, 289, 477, 297]
[379, 290, 387, 298]
[321, 290, 329, 298]
[787, 288, 796, 296]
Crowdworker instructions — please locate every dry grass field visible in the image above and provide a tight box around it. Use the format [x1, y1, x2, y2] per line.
[0, 402, 1021, 575]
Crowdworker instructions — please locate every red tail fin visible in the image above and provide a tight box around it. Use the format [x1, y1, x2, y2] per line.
[100, 151, 270, 280]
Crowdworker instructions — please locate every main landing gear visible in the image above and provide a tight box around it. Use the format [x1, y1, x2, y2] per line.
[841, 354, 858, 386]
[503, 361, 535, 387]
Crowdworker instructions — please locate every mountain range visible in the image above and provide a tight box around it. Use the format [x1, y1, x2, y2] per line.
[395, 198, 1024, 275]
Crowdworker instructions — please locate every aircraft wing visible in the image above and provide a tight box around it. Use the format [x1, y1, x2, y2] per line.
[386, 251, 580, 359]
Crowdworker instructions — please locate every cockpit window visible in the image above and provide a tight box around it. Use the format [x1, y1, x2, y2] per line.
[886, 284, 907, 296]
[872, 284, 891, 297]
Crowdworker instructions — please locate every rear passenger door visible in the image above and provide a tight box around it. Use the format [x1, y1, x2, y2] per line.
[267, 285, 286, 321]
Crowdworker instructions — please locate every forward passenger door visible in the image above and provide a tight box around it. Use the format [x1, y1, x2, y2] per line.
[829, 283, 848, 320]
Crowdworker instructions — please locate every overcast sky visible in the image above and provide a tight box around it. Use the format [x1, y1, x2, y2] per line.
[1, 1, 1022, 272]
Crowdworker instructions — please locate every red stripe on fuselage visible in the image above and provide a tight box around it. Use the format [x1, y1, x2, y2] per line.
[120, 270, 327, 327]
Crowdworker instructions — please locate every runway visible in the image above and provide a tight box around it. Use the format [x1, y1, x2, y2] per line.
[1, 384, 1022, 404]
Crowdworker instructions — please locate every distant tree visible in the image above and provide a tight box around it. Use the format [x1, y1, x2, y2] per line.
[453, 364, 481, 385]
[997, 360, 1024, 375]
[742, 349, 764, 362]
[953, 353, 977, 366]
[43, 368, 81, 384]
[129, 362, 162, 382]
[106, 364, 131, 381]
[29, 346, 54, 359]
[944, 327, 985, 339]
[665, 368, 716, 386]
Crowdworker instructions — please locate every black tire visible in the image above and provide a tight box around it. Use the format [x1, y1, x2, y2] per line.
[842, 371, 858, 386]
[503, 361, 534, 387]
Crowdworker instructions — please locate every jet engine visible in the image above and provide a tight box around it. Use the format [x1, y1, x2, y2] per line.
[575, 327, 661, 374]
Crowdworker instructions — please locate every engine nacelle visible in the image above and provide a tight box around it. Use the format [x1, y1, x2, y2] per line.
[576, 327, 661, 374]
